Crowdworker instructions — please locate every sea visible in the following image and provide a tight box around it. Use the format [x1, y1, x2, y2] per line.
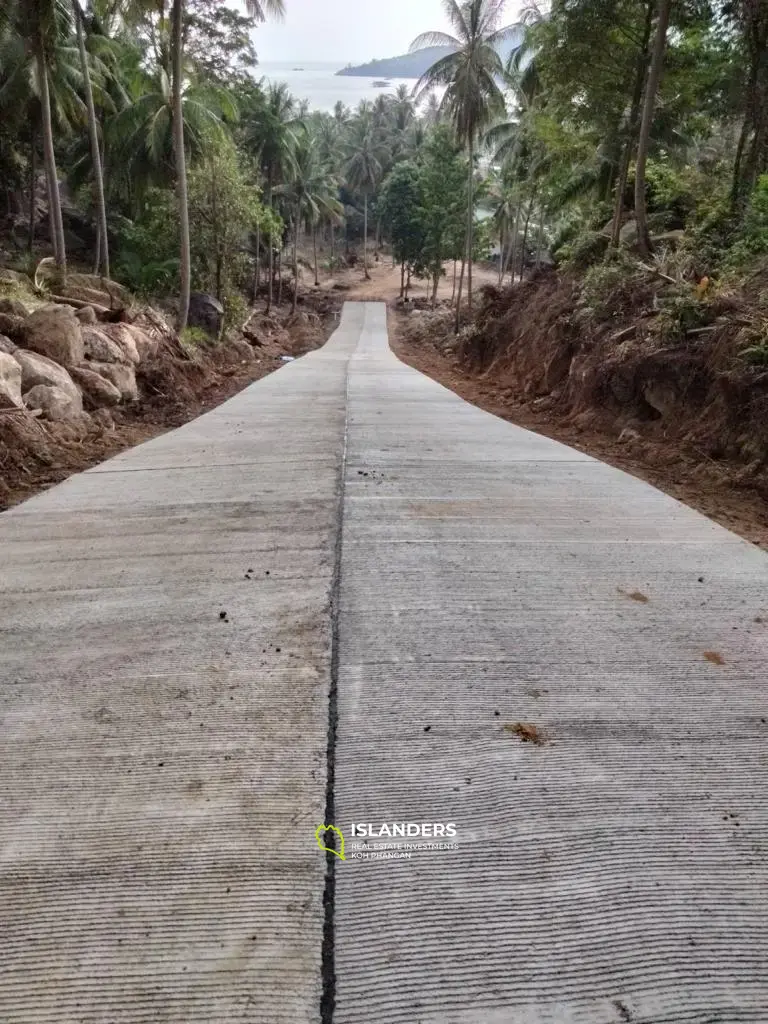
[255, 60, 422, 113]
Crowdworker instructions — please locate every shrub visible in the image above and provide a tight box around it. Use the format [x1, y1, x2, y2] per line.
[581, 251, 643, 319]
[556, 230, 609, 271]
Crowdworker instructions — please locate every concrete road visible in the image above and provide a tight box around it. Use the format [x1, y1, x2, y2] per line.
[2, 302, 767, 1023]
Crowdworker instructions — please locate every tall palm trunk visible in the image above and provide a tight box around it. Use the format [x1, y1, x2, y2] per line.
[28, 134, 36, 253]
[635, 0, 673, 257]
[171, 0, 191, 331]
[509, 205, 521, 283]
[278, 248, 283, 305]
[252, 220, 261, 301]
[363, 193, 370, 279]
[313, 223, 319, 286]
[454, 257, 466, 332]
[330, 222, 335, 275]
[610, 0, 653, 246]
[466, 137, 474, 311]
[74, 1, 109, 278]
[37, 47, 66, 281]
[266, 181, 274, 313]
[292, 203, 299, 314]
[451, 259, 457, 305]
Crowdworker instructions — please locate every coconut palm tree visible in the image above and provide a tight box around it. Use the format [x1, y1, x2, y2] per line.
[244, 81, 297, 311]
[4, 0, 75, 281]
[72, 0, 109, 276]
[343, 112, 384, 279]
[412, 0, 515, 326]
[170, 0, 284, 329]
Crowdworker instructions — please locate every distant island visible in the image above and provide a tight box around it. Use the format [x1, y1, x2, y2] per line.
[336, 46, 454, 80]
[336, 31, 524, 80]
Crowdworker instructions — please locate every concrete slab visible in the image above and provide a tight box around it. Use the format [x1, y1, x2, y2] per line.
[333, 303, 768, 1024]
[0, 305, 366, 1024]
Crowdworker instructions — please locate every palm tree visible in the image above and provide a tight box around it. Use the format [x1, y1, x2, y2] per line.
[5, 0, 74, 281]
[244, 81, 297, 311]
[171, 0, 285, 329]
[634, 0, 672, 256]
[412, 0, 514, 327]
[72, 0, 109, 277]
[279, 129, 343, 310]
[344, 113, 384, 279]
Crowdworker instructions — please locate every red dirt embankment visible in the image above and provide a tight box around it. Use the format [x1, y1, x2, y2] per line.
[391, 269, 768, 549]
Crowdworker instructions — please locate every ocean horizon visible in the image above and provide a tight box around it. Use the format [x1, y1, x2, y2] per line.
[255, 60, 423, 113]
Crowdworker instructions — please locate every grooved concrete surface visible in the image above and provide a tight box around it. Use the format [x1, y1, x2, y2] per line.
[2, 302, 768, 1024]
[333, 305, 768, 1023]
[0, 309, 362, 1024]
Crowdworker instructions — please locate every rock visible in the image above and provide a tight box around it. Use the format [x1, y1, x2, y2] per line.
[0, 297, 29, 317]
[0, 269, 33, 288]
[221, 338, 254, 365]
[188, 292, 224, 338]
[89, 360, 138, 402]
[75, 305, 98, 325]
[0, 350, 23, 408]
[543, 349, 573, 391]
[643, 381, 678, 419]
[0, 312, 24, 339]
[124, 323, 159, 360]
[13, 349, 82, 408]
[81, 325, 129, 364]
[70, 366, 122, 408]
[23, 384, 81, 422]
[618, 427, 642, 443]
[0, 334, 18, 355]
[91, 407, 115, 430]
[23, 303, 84, 367]
[620, 219, 638, 246]
[101, 323, 140, 364]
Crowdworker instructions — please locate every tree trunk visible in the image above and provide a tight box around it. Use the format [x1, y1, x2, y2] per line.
[610, 0, 654, 246]
[37, 48, 66, 282]
[266, 183, 274, 313]
[278, 248, 283, 305]
[252, 220, 261, 301]
[466, 137, 474, 311]
[171, 0, 190, 331]
[28, 135, 36, 253]
[400, 261, 405, 298]
[535, 207, 545, 267]
[93, 224, 101, 275]
[313, 224, 319, 286]
[363, 193, 370, 279]
[509, 205, 521, 283]
[405, 265, 411, 299]
[74, 0, 110, 278]
[451, 259, 457, 305]
[634, 0, 673, 258]
[454, 257, 466, 332]
[292, 205, 299, 314]
[431, 272, 439, 307]
[330, 222, 335, 274]
[519, 196, 533, 281]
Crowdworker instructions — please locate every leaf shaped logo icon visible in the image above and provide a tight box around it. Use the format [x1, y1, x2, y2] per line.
[315, 823, 346, 861]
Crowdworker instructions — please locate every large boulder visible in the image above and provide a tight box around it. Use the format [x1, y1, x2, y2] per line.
[188, 292, 224, 338]
[0, 297, 29, 317]
[88, 360, 138, 402]
[0, 334, 18, 355]
[101, 323, 140, 364]
[75, 305, 98, 325]
[70, 366, 122, 408]
[0, 269, 33, 288]
[123, 323, 159, 360]
[0, 350, 23, 409]
[13, 349, 82, 409]
[23, 384, 81, 422]
[81, 325, 129, 364]
[0, 312, 24, 339]
[23, 303, 84, 367]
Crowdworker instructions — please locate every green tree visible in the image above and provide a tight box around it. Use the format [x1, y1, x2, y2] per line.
[379, 161, 424, 298]
[419, 125, 467, 302]
[412, 0, 514, 327]
[343, 112, 384, 279]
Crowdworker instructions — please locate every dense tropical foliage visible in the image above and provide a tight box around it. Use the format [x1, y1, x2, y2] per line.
[2, 0, 768, 339]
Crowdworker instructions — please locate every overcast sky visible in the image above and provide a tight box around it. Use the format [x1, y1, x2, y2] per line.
[251, 0, 519, 64]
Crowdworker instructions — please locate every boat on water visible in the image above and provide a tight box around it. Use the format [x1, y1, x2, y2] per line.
[293, 67, 305, 71]
[373, 80, 391, 88]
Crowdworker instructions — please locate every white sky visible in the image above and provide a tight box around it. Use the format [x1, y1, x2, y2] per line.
[251, 0, 520, 63]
